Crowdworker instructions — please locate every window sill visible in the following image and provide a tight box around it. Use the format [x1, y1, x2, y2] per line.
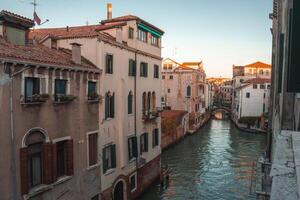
[87, 99, 100, 104]
[104, 168, 116, 176]
[25, 176, 72, 199]
[53, 101, 73, 105]
[105, 118, 114, 121]
[20, 101, 44, 106]
[86, 163, 100, 171]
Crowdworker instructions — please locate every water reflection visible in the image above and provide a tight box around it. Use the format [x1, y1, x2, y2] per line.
[139, 120, 266, 200]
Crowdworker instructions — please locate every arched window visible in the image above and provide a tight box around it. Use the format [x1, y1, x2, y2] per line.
[147, 92, 151, 112]
[105, 91, 115, 119]
[128, 91, 133, 114]
[142, 92, 147, 114]
[186, 85, 191, 97]
[151, 92, 156, 109]
[24, 131, 46, 189]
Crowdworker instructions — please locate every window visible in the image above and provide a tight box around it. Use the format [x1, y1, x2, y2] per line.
[161, 97, 165, 102]
[140, 133, 148, 153]
[163, 64, 167, 70]
[259, 69, 263, 75]
[55, 79, 67, 101]
[102, 144, 116, 173]
[169, 75, 173, 80]
[105, 54, 113, 74]
[253, 84, 257, 89]
[248, 69, 252, 74]
[25, 77, 40, 102]
[151, 35, 158, 46]
[186, 85, 191, 97]
[128, 136, 137, 160]
[266, 70, 270, 76]
[88, 81, 97, 100]
[140, 62, 148, 77]
[264, 93, 266, 99]
[154, 65, 159, 78]
[128, 91, 133, 114]
[130, 173, 137, 192]
[267, 85, 271, 89]
[246, 92, 250, 98]
[105, 92, 115, 119]
[240, 79, 244, 83]
[167, 88, 171, 93]
[152, 129, 159, 147]
[263, 103, 266, 113]
[168, 64, 172, 70]
[142, 92, 147, 114]
[162, 75, 165, 79]
[56, 140, 68, 177]
[88, 133, 98, 166]
[138, 29, 147, 42]
[260, 84, 266, 89]
[128, 27, 134, 39]
[128, 59, 136, 76]
[287, 5, 300, 92]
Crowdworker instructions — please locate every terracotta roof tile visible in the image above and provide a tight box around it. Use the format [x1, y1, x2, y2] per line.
[244, 61, 271, 69]
[244, 77, 271, 84]
[29, 22, 126, 40]
[161, 110, 188, 119]
[101, 15, 164, 34]
[0, 36, 99, 71]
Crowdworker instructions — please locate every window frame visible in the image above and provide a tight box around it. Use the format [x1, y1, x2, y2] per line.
[129, 173, 137, 192]
[152, 128, 159, 148]
[128, 136, 138, 161]
[87, 132, 98, 167]
[102, 144, 116, 174]
[140, 133, 148, 154]
[105, 54, 113, 74]
[128, 27, 134, 39]
[24, 77, 40, 102]
[154, 64, 159, 78]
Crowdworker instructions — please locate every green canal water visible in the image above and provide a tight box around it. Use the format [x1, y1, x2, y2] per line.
[139, 119, 266, 200]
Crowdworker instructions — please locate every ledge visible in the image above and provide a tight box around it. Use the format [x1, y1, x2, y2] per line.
[53, 101, 73, 105]
[20, 101, 44, 106]
[87, 99, 100, 104]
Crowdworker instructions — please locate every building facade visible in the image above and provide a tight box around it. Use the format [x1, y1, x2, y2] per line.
[0, 10, 102, 200]
[30, 6, 164, 199]
[161, 58, 209, 132]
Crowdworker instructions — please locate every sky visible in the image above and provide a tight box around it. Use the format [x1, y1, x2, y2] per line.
[1, 0, 273, 77]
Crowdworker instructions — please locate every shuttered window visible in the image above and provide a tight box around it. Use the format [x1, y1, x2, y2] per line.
[102, 144, 116, 173]
[88, 81, 97, 100]
[128, 91, 133, 114]
[24, 77, 40, 102]
[105, 92, 115, 119]
[140, 62, 148, 77]
[56, 140, 67, 178]
[152, 128, 159, 147]
[187, 85, 191, 97]
[88, 133, 98, 166]
[140, 133, 148, 154]
[154, 65, 159, 78]
[129, 59, 136, 76]
[287, 3, 300, 92]
[54, 79, 67, 101]
[105, 54, 113, 74]
[128, 136, 137, 160]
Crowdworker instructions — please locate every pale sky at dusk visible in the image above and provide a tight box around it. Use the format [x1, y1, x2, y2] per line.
[1, 0, 273, 77]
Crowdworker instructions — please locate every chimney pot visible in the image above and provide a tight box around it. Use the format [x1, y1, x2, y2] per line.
[107, 3, 112, 20]
[70, 43, 82, 65]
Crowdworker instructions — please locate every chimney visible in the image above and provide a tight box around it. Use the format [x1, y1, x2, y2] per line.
[70, 43, 82, 65]
[107, 3, 112, 20]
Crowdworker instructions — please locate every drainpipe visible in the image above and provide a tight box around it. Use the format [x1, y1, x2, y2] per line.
[134, 52, 139, 178]
[7, 64, 30, 200]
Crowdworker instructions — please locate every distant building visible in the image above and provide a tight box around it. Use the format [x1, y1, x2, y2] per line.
[231, 61, 271, 129]
[0, 10, 101, 200]
[161, 58, 209, 132]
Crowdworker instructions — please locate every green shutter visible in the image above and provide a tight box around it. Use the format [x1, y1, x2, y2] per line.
[145, 133, 148, 152]
[278, 34, 284, 93]
[133, 137, 137, 157]
[140, 63, 143, 77]
[111, 145, 116, 168]
[287, 5, 300, 92]
[128, 93, 132, 114]
[145, 63, 148, 77]
[105, 94, 109, 119]
[111, 94, 115, 118]
[102, 148, 107, 173]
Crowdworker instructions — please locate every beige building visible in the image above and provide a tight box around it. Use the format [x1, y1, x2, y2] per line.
[0, 10, 102, 200]
[161, 58, 208, 132]
[30, 5, 164, 199]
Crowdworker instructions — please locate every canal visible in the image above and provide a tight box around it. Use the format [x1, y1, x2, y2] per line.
[139, 119, 266, 200]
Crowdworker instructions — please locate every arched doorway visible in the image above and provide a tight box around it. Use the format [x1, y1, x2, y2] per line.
[113, 181, 124, 200]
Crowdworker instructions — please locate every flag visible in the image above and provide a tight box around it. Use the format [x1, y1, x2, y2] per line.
[33, 11, 41, 25]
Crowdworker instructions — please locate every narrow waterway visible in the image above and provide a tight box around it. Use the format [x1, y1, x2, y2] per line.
[139, 119, 266, 200]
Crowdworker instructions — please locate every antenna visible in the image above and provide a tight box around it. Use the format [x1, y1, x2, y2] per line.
[30, 0, 38, 14]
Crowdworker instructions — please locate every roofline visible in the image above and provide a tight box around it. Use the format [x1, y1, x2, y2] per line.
[0, 58, 101, 73]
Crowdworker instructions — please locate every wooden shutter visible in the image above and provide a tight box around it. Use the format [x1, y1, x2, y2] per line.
[145, 133, 148, 152]
[42, 143, 53, 184]
[140, 63, 143, 76]
[89, 134, 98, 166]
[66, 139, 74, 176]
[133, 137, 138, 157]
[52, 143, 58, 182]
[111, 145, 116, 168]
[145, 63, 148, 77]
[287, 4, 300, 92]
[111, 94, 115, 118]
[20, 148, 28, 195]
[102, 148, 107, 173]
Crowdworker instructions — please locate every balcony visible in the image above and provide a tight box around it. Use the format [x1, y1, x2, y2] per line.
[21, 94, 50, 105]
[142, 107, 162, 122]
[87, 93, 103, 104]
[54, 94, 76, 104]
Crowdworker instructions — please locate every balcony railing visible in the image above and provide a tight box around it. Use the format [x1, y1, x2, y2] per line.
[22, 94, 50, 105]
[54, 94, 76, 104]
[142, 107, 163, 122]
